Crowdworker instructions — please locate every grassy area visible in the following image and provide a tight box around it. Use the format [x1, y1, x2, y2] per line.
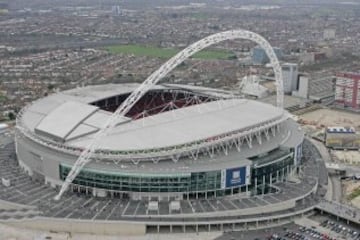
[191, 12, 209, 19]
[0, 95, 7, 103]
[347, 187, 360, 201]
[105, 44, 235, 60]
[0, 9, 8, 14]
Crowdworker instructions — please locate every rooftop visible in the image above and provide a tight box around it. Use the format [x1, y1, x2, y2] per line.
[70, 99, 284, 151]
[20, 84, 287, 152]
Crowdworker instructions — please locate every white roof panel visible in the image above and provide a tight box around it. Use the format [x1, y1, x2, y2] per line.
[65, 124, 98, 141]
[35, 101, 99, 141]
[83, 110, 130, 128]
[63, 110, 131, 141]
[27, 95, 65, 115]
[21, 110, 45, 130]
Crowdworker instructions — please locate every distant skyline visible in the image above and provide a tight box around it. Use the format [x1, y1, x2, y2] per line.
[6, 0, 360, 10]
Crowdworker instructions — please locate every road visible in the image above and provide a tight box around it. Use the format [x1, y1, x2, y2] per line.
[308, 139, 343, 202]
[330, 175, 343, 202]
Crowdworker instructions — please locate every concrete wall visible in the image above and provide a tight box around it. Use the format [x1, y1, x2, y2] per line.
[131, 198, 296, 219]
[6, 218, 146, 236]
[16, 133, 77, 181]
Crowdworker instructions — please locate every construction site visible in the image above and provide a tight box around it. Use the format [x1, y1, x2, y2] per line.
[296, 107, 360, 210]
[298, 108, 360, 143]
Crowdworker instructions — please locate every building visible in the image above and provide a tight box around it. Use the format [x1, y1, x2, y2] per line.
[323, 29, 336, 40]
[299, 51, 329, 65]
[325, 126, 360, 150]
[15, 83, 304, 200]
[111, 5, 121, 16]
[282, 63, 298, 94]
[292, 75, 309, 99]
[335, 72, 360, 111]
[308, 75, 335, 103]
[252, 46, 282, 65]
[294, 73, 335, 103]
[238, 75, 269, 98]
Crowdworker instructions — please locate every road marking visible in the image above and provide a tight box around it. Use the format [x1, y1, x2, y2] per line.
[121, 201, 131, 216]
[92, 200, 111, 220]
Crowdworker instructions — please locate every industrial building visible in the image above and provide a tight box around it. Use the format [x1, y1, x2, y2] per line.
[325, 126, 360, 150]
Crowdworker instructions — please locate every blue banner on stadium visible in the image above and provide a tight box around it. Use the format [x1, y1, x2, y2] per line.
[225, 166, 246, 188]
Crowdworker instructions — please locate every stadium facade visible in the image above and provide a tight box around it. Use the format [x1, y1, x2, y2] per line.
[15, 83, 304, 200]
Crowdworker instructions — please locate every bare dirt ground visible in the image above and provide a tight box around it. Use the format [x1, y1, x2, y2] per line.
[299, 108, 360, 166]
[351, 196, 360, 209]
[299, 108, 360, 129]
[342, 180, 360, 208]
[333, 150, 360, 165]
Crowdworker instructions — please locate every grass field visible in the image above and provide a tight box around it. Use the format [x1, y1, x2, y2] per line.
[105, 44, 235, 60]
[348, 187, 360, 201]
[0, 95, 7, 103]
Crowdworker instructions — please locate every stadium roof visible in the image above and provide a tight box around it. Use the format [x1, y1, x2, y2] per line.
[69, 99, 284, 150]
[35, 101, 99, 141]
[21, 84, 286, 151]
[76, 119, 303, 174]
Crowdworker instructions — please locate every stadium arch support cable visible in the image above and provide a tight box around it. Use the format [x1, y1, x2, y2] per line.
[54, 29, 284, 200]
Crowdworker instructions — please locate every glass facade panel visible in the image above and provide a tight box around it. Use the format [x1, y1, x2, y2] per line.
[251, 152, 294, 184]
[59, 146, 297, 196]
[59, 165, 222, 193]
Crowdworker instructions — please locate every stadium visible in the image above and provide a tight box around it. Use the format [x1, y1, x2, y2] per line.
[15, 82, 304, 200]
[0, 30, 330, 235]
[14, 29, 307, 202]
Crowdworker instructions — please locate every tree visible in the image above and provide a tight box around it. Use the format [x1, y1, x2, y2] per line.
[47, 84, 55, 90]
[8, 112, 15, 120]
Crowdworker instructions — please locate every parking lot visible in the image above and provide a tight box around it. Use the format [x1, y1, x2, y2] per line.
[217, 221, 358, 240]
[319, 219, 359, 239]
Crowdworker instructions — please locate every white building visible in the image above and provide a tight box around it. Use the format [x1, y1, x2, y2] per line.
[323, 29, 336, 40]
[282, 63, 298, 94]
[292, 75, 309, 99]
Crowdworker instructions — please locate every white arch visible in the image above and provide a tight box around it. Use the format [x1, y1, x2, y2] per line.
[54, 29, 283, 200]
